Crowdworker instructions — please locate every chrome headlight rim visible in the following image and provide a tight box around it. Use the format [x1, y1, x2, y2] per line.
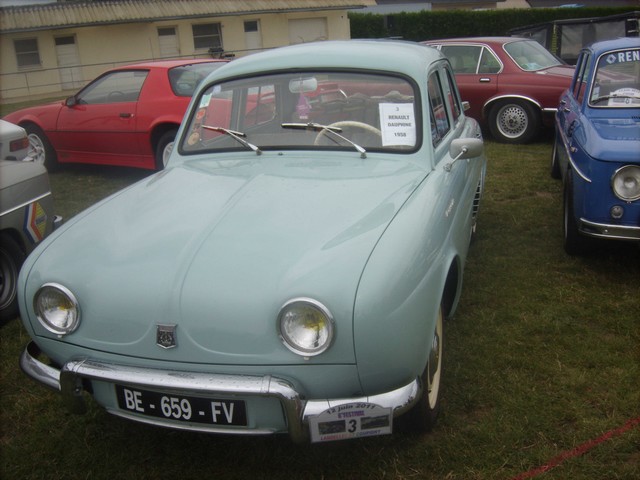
[34, 283, 81, 335]
[611, 165, 640, 202]
[277, 297, 335, 357]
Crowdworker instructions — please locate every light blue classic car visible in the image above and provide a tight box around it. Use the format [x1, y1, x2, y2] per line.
[18, 40, 486, 442]
[553, 37, 640, 254]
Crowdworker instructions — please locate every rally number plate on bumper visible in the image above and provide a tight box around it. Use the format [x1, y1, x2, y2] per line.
[115, 385, 247, 426]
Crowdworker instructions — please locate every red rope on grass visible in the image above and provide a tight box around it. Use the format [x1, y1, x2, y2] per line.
[511, 416, 640, 480]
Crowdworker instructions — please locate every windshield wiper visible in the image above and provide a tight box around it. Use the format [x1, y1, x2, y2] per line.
[282, 122, 367, 159]
[202, 125, 262, 155]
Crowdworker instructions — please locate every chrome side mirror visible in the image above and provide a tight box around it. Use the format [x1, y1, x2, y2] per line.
[445, 138, 483, 172]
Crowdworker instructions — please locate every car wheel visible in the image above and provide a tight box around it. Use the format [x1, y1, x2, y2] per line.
[563, 172, 591, 255]
[0, 234, 26, 322]
[400, 305, 443, 432]
[25, 124, 58, 171]
[488, 100, 540, 144]
[550, 140, 562, 179]
[155, 130, 177, 170]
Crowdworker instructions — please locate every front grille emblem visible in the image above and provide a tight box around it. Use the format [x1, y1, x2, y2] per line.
[156, 324, 177, 349]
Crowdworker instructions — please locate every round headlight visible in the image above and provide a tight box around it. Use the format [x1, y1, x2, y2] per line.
[34, 283, 80, 335]
[278, 298, 334, 357]
[612, 165, 640, 202]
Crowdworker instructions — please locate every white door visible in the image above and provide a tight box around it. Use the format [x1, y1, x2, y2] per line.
[288, 18, 328, 45]
[158, 27, 180, 57]
[55, 36, 83, 90]
[244, 20, 262, 53]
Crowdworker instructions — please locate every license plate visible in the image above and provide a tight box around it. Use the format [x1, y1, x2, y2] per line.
[115, 385, 247, 426]
[308, 402, 392, 442]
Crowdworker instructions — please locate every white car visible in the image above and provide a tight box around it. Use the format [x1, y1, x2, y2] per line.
[0, 119, 31, 162]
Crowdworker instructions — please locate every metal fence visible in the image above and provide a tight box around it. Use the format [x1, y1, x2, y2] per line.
[0, 54, 215, 103]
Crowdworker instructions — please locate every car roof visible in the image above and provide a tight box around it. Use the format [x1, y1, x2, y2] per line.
[584, 37, 640, 56]
[110, 59, 227, 71]
[423, 36, 528, 46]
[204, 40, 445, 82]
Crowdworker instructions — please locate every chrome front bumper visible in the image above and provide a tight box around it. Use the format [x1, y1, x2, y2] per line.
[20, 341, 420, 443]
[580, 218, 640, 241]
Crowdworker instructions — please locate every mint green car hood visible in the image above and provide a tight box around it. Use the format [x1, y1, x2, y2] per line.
[26, 154, 428, 364]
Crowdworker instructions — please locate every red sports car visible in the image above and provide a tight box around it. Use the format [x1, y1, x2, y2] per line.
[3, 59, 227, 170]
[422, 37, 574, 143]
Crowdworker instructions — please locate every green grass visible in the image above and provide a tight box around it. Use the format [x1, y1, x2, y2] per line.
[1, 137, 638, 479]
[1, 97, 66, 118]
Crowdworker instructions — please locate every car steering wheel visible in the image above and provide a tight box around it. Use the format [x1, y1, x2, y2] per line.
[314, 121, 382, 145]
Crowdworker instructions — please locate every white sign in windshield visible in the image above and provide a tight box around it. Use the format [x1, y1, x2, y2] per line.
[379, 103, 416, 147]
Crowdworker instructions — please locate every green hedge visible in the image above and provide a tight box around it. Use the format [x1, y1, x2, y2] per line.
[349, 7, 638, 41]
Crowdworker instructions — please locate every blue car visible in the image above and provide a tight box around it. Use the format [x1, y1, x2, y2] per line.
[17, 40, 486, 443]
[553, 38, 640, 254]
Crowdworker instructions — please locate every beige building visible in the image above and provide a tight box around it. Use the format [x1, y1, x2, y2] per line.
[357, 0, 530, 13]
[0, 0, 375, 101]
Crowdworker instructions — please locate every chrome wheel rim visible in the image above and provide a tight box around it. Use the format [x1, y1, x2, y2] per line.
[27, 133, 46, 165]
[427, 308, 443, 409]
[496, 104, 528, 139]
[162, 141, 174, 168]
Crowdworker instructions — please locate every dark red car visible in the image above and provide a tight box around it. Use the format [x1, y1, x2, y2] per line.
[422, 37, 574, 143]
[3, 59, 227, 170]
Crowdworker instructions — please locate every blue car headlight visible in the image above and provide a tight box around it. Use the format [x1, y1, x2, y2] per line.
[34, 283, 81, 335]
[278, 298, 334, 357]
[612, 165, 640, 202]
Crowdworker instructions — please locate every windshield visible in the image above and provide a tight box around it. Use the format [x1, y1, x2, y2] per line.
[180, 71, 419, 155]
[504, 40, 562, 71]
[589, 48, 640, 108]
[168, 62, 226, 97]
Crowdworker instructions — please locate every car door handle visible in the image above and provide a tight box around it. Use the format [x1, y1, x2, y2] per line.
[479, 78, 491, 83]
[119, 113, 133, 118]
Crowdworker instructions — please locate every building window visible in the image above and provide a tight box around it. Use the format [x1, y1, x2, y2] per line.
[244, 21, 258, 33]
[158, 27, 176, 37]
[54, 35, 75, 47]
[192, 23, 222, 51]
[158, 27, 180, 57]
[14, 38, 41, 68]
